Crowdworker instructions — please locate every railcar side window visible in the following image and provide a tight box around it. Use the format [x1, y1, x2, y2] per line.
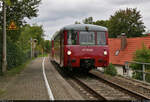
[97, 32, 106, 45]
[67, 30, 77, 45]
[79, 31, 95, 45]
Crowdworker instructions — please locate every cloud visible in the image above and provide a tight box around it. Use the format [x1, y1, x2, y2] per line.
[27, 0, 150, 40]
[107, 0, 150, 5]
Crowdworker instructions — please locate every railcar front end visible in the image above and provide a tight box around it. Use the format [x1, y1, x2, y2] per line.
[51, 24, 109, 71]
[63, 30, 109, 71]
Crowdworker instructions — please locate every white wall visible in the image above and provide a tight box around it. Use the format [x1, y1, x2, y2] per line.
[115, 65, 124, 75]
[114, 65, 133, 77]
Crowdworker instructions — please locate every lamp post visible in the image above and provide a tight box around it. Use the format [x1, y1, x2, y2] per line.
[32, 39, 37, 58]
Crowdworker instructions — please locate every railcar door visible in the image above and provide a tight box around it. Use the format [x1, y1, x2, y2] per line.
[60, 31, 64, 67]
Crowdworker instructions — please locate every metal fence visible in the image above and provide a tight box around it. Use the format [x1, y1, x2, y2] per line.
[125, 61, 150, 82]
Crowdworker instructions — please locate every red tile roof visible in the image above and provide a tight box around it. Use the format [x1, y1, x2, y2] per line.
[108, 36, 150, 65]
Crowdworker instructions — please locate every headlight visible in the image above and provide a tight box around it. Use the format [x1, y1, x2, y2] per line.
[104, 51, 107, 55]
[67, 50, 72, 55]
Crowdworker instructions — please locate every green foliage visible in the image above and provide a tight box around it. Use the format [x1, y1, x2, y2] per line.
[19, 24, 44, 53]
[146, 70, 150, 82]
[108, 8, 145, 38]
[133, 44, 150, 63]
[82, 17, 93, 24]
[0, 89, 5, 96]
[0, 0, 42, 74]
[0, 0, 41, 42]
[38, 53, 48, 57]
[6, 58, 31, 76]
[79, 8, 145, 38]
[93, 20, 109, 28]
[3, 0, 11, 5]
[131, 44, 150, 82]
[75, 21, 81, 24]
[44, 40, 50, 53]
[0, 35, 2, 74]
[104, 63, 117, 76]
[0, 24, 44, 74]
[0, 38, 30, 73]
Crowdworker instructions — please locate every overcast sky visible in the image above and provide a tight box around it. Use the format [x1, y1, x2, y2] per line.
[27, 0, 150, 40]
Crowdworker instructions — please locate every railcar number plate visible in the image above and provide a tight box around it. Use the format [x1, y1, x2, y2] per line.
[81, 49, 93, 52]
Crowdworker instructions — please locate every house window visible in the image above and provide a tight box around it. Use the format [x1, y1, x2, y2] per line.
[115, 50, 120, 56]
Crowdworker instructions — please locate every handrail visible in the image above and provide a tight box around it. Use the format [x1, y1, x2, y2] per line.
[125, 61, 150, 65]
[125, 61, 150, 82]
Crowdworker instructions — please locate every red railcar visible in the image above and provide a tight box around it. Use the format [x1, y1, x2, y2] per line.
[51, 24, 109, 71]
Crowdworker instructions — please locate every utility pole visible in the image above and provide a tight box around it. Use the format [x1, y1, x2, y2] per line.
[2, 1, 7, 73]
[30, 38, 32, 59]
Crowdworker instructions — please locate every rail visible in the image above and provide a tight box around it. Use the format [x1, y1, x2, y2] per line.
[125, 61, 150, 82]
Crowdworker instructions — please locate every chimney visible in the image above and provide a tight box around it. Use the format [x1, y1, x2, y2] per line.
[120, 33, 127, 50]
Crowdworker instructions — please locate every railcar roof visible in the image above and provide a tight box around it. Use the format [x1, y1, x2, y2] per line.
[62, 24, 107, 31]
[51, 24, 107, 40]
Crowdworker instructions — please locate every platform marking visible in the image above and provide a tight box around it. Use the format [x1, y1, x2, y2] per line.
[42, 57, 55, 100]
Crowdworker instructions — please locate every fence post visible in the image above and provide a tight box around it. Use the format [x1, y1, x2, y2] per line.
[142, 64, 145, 81]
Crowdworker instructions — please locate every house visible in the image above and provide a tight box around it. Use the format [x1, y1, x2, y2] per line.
[108, 34, 150, 76]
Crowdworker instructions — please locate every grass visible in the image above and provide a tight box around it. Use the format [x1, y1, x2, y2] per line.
[0, 89, 6, 96]
[38, 53, 48, 57]
[3, 58, 34, 77]
[0, 58, 35, 97]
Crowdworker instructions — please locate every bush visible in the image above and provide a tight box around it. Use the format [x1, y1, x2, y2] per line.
[131, 44, 150, 81]
[104, 63, 117, 76]
[146, 70, 150, 83]
[0, 39, 30, 74]
[0, 40, 2, 74]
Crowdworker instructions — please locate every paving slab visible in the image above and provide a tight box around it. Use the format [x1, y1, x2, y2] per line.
[0, 58, 48, 100]
[44, 57, 84, 100]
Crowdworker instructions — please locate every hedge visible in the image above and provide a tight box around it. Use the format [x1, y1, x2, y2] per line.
[0, 39, 30, 74]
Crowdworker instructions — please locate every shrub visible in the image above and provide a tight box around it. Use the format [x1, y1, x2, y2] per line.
[131, 44, 150, 81]
[0, 39, 30, 74]
[104, 63, 117, 76]
[146, 70, 150, 83]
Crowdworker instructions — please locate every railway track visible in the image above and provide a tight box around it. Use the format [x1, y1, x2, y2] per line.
[90, 70, 150, 100]
[51, 61, 101, 100]
[116, 75, 150, 94]
[72, 74, 139, 100]
[68, 74, 107, 100]
[51, 61, 150, 100]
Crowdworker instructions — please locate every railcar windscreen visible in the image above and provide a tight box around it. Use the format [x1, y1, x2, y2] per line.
[67, 30, 78, 45]
[79, 31, 95, 45]
[97, 32, 106, 45]
[67, 30, 106, 45]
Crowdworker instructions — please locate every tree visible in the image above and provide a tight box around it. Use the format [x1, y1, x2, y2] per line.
[108, 8, 145, 38]
[18, 24, 44, 53]
[93, 20, 109, 28]
[0, 0, 41, 42]
[131, 44, 150, 82]
[44, 40, 50, 53]
[75, 21, 81, 24]
[82, 17, 93, 24]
